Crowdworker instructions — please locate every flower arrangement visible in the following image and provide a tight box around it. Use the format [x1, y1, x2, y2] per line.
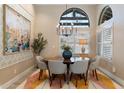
[61, 44, 72, 51]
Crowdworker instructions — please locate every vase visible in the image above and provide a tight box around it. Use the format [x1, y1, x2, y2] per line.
[81, 46, 85, 53]
[62, 50, 72, 60]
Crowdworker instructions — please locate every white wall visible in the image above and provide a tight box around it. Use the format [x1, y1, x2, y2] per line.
[97, 4, 124, 79]
[34, 4, 97, 57]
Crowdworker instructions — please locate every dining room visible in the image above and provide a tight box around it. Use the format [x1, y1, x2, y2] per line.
[0, 4, 124, 89]
[16, 4, 123, 89]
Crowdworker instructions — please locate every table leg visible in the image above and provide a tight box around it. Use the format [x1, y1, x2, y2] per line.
[66, 64, 70, 84]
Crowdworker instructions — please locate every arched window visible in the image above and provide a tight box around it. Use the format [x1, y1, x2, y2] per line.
[59, 8, 90, 54]
[98, 6, 113, 25]
[97, 6, 113, 62]
[60, 8, 90, 27]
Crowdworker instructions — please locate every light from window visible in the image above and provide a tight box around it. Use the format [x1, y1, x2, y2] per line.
[59, 8, 90, 54]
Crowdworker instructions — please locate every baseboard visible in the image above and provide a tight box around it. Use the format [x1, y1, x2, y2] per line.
[98, 67, 124, 87]
[0, 65, 35, 89]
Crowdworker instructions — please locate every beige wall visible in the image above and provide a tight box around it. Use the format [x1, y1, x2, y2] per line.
[0, 4, 35, 85]
[0, 58, 34, 85]
[34, 4, 97, 57]
[97, 4, 124, 79]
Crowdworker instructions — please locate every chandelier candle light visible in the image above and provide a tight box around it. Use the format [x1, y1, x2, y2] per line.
[56, 21, 74, 37]
[56, 4, 74, 37]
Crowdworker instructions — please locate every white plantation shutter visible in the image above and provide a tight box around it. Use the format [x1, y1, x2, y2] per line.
[102, 27, 112, 61]
[97, 18, 113, 62]
[102, 44, 112, 61]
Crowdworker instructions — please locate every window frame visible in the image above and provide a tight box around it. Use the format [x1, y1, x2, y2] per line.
[98, 6, 113, 25]
[59, 8, 90, 55]
[60, 8, 90, 27]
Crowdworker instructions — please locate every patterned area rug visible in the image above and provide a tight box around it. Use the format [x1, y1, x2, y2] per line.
[17, 70, 123, 89]
[24, 70, 48, 89]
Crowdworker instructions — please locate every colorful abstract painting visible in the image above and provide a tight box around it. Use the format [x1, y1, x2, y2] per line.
[4, 5, 31, 54]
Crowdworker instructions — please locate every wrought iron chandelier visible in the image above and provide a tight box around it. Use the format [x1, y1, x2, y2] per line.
[56, 4, 74, 37]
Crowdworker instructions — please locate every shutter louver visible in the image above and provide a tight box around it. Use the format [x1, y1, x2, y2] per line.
[102, 27, 112, 62]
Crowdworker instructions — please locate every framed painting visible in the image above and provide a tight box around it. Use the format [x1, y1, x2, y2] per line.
[3, 4, 31, 54]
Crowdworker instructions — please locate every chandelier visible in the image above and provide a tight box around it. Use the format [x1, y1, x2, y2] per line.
[56, 23, 74, 37]
[56, 4, 74, 37]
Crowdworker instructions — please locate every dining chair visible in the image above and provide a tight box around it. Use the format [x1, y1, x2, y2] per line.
[89, 56, 102, 80]
[36, 56, 48, 80]
[48, 60, 67, 88]
[70, 60, 89, 87]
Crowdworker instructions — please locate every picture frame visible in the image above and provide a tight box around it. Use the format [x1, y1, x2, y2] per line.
[3, 4, 31, 55]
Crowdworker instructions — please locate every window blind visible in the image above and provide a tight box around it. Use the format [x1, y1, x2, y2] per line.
[102, 27, 112, 61]
[97, 24, 113, 62]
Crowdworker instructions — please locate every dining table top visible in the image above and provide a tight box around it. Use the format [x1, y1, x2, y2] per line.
[43, 54, 96, 63]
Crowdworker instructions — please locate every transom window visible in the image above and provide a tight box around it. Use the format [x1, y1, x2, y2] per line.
[98, 6, 113, 25]
[60, 8, 90, 27]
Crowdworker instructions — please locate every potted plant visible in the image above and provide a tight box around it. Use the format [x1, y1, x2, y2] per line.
[31, 33, 47, 56]
[61, 44, 72, 60]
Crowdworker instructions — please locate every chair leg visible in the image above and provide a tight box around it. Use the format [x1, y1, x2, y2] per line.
[82, 73, 85, 79]
[60, 78, 62, 88]
[50, 76, 53, 86]
[84, 79, 87, 85]
[64, 74, 66, 81]
[53, 74, 56, 80]
[80, 74, 82, 80]
[70, 72, 73, 81]
[95, 69, 99, 80]
[39, 69, 43, 80]
[86, 72, 88, 83]
[92, 70, 95, 77]
[83, 74, 87, 85]
[76, 78, 78, 88]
